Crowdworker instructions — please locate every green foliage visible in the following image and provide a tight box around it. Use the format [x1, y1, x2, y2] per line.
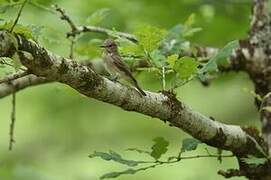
[199, 40, 239, 76]
[100, 166, 155, 180]
[89, 150, 139, 167]
[150, 137, 169, 160]
[100, 169, 135, 179]
[150, 49, 166, 68]
[241, 155, 268, 166]
[89, 137, 234, 179]
[88, 137, 170, 179]
[166, 54, 178, 69]
[135, 25, 167, 53]
[174, 56, 198, 80]
[86, 8, 110, 26]
[181, 138, 201, 153]
[0, 0, 254, 179]
[182, 13, 202, 37]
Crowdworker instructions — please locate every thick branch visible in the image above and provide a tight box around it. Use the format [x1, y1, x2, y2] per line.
[0, 30, 263, 156]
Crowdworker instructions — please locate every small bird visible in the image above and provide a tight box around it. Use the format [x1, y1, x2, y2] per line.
[101, 39, 146, 96]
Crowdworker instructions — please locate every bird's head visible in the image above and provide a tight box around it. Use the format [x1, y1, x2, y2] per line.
[100, 39, 118, 53]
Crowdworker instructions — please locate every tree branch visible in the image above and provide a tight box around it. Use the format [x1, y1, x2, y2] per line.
[0, 30, 263, 156]
[0, 75, 52, 98]
[0, 71, 30, 84]
[54, 5, 137, 43]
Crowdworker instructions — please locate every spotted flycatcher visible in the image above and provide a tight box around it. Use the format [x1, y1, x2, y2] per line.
[101, 39, 146, 96]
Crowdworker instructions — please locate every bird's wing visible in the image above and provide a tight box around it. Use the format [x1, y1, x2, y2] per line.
[111, 54, 136, 82]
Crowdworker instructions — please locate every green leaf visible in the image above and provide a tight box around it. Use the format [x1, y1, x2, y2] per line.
[86, 8, 110, 26]
[167, 54, 178, 69]
[241, 155, 268, 166]
[135, 25, 167, 53]
[100, 169, 136, 179]
[100, 164, 159, 179]
[182, 14, 202, 37]
[174, 56, 198, 79]
[150, 49, 166, 67]
[183, 27, 202, 37]
[199, 40, 238, 75]
[181, 138, 201, 153]
[184, 13, 196, 26]
[150, 137, 169, 160]
[89, 150, 139, 167]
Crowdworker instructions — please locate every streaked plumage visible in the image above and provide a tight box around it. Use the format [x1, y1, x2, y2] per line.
[101, 39, 146, 96]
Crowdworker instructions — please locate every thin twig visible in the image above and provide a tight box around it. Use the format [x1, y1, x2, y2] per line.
[75, 25, 137, 43]
[9, 92, 16, 150]
[133, 154, 234, 165]
[53, 4, 77, 34]
[175, 154, 234, 161]
[105, 153, 235, 179]
[69, 38, 75, 59]
[9, 0, 28, 32]
[162, 66, 166, 90]
[53, 4, 78, 58]
[54, 5, 137, 42]
[0, 71, 30, 84]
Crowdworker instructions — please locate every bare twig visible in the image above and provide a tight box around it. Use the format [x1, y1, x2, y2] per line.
[162, 66, 166, 90]
[53, 4, 78, 58]
[54, 5, 137, 42]
[53, 4, 77, 35]
[69, 38, 75, 59]
[0, 71, 30, 84]
[9, 0, 28, 32]
[9, 92, 16, 150]
[74, 25, 138, 43]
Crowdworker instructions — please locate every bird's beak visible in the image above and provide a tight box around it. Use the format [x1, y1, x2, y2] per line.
[100, 45, 106, 48]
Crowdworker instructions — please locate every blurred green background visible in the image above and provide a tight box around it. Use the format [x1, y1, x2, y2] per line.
[0, 0, 259, 179]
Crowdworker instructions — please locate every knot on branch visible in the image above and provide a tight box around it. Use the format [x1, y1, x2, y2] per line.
[218, 169, 245, 179]
[0, 30, 18, 57]
[240, 126, 268, 156]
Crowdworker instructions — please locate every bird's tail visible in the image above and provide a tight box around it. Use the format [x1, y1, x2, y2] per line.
[134, 82, 147, 96]
[127, 73, 146, 96]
